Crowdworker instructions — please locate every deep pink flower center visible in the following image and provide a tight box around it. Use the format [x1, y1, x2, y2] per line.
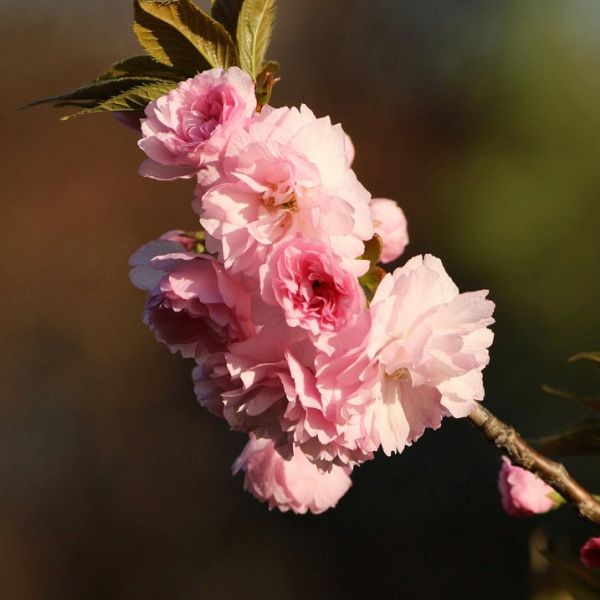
[180, 88, 235, 142]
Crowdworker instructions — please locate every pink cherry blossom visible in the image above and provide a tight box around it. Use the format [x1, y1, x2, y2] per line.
[196, 105, 374, 276]
[260, 237, 366, 336]
[498, 457, 556, 517]
[129, 237, 252, 357]
[138, 67, 257, 180]
[370, 198, 409, 263]
[213, 323, 373, 468]
[233, 435, 352, 514]
[318, 254, 495, 458]
[580, 537, 600, 569]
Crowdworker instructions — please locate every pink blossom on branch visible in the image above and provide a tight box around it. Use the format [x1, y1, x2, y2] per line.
[497, 457, 556, 517]
[260, 237, 366, 336]
[138, 67, 257, 181]
[233, 435, 352, 514]
[580, 537, 600, 569]
[370, 198, 409, 263]
[318, 254, 495, 458]
[197, 105, 374, 276]
[129, 237, 252, 358]
[201, 316, 372, 468]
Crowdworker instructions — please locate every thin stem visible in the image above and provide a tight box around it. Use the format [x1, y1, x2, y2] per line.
[469, 404, 600, 527]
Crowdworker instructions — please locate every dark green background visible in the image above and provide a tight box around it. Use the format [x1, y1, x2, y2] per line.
[2, 1, 599, 598]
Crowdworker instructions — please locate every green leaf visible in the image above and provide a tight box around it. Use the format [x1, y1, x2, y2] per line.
[211, 0, 244, 37]
[134, 0, 213, 73]
[26, 76, 167, 109]
[96, 55, 187, 81]
[61, 81, 177, 119]
[358, 235, 385, 303]
[236, 0, 276, 80]
[359, 266, 386, 303]
[542, 384, 600, 413]
[569, 351, 600, 369]
[534, 418, 600, 456]
[134, 0, 236, 71]
[361, 234, 383, 266]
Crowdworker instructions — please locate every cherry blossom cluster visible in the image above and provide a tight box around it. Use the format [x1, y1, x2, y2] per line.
[129, 67, 495, 514]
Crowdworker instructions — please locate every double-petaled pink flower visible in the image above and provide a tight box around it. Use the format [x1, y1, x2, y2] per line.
[233, 435, 352, 514]
[260, 237, 365, 336]
[318, 254, 495, 459]
[130, 235, 252, 358]
[138, 67, 257, 180]
[196, 105, 373, 276]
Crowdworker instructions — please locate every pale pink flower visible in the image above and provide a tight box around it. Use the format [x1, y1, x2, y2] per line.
[233, 435, 352, 514]
[260, 237, 365, 336]
[498, 457, 556, 517]
[197, 104, 374, 276]
[370, 198, 409, 263]
[138, 67, 257, 180]
[318, 254, 495, 457]
[580, 537, 600, 569]
[217, 325, 373, 468]
[129, 238, 252, 357]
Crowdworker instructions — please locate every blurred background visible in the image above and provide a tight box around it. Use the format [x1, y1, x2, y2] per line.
[2, 1, 599, 598]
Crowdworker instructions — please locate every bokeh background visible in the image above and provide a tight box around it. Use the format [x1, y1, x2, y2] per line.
[2, 1, 599, 598]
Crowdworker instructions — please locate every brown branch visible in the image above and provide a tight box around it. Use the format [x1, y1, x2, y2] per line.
[469, 404, 600, 527]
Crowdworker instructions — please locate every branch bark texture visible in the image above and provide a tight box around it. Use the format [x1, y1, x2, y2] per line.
[469, 404, 600, 527]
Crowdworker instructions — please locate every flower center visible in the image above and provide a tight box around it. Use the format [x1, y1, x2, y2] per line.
[262, 188, 298, 213]
[389, 368, 411, 382]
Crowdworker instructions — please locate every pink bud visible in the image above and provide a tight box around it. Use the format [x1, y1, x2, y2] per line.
[498, 457, 556, 517]
[581, 537, 600, 569]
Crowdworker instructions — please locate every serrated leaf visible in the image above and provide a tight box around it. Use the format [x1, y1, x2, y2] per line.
[134, 0, 214, 73]
[569, 352, 600, 369]
[62, 81, 177, 119]
[542, 384, 600, 413]
[236, 0, 276, 80]
[26, 76, 167, 109]
[96, 55, 187, 81]
[534, 419, 600, 456]
[135, 0, 237, 71]
[211, 0, 244, 37]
